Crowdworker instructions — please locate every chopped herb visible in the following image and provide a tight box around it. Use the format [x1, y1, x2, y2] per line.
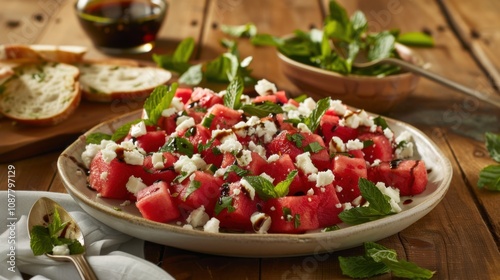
[243, 170, 297, 201]
[214, 196, 236, 215]
[202, 113, 215, 128]
[478, 132, 500, 191]
[160, 137, 194, 157]
[287, 133, 305, 148]
[221, 23, 257, 38]
[304, 142, 324, 153]
[85, 132, 112, 144]
[240, 102, 284, 118]
[184, 180, 201, 200]
[224, 165, 250, 180]
[373, 116, 389, 130]
[224, 75, 244, 110]
[363, 140, 374, 148]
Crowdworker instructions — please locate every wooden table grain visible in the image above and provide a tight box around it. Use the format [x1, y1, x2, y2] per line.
[1, 0, 499, 279]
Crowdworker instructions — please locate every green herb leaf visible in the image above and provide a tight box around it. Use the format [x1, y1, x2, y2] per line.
[30, 226, 53, 256]
[67, 240, 85, 255]
[178, 64, 203, 85]
[153, 37, 194, 74]
[287, 133, 305, 148]
[368, 31, 396, 61]
[274, 170, 298, 197]
[243, 176, 276, 201]
[144, 84, 178, 125]
[397, 32, 434, 47]
[339, 178, 393, 225]
[478, 165, 500, 191]
[214, 196, 236, 216]
[224, 165, 250, 180]
[111, 119, 143, 142]
[485, 132, 500, 162]
[339, 242, 435, 279]
[161, 137, 194, 157]
[221, 23, 257, 38]
[184, 180, 201, 200]
[303, 97, 330, 132]
[48, 207, 67, 238]
[304, 142, 325, 153]
[86, 132, 112, 144]
[224, 75, 244, 109]
[373, 116, 389, 130]
[240, 102, 284, 118]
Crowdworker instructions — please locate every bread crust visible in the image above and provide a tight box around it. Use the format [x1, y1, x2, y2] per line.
[0, 44, 87, 64]
[0, 62, 82, 126]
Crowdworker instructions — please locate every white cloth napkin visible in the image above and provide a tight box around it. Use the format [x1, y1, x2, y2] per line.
[0, 191, 174, 280]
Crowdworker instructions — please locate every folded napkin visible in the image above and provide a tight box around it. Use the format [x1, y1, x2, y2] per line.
[0, 191, 174, 280]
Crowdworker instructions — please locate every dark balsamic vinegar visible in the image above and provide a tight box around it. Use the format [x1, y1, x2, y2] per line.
[77, 0, 165, 49]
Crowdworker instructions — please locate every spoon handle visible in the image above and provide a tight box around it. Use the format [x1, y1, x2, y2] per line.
[384, 58, 500, 108]
[71, 254, 98, 280]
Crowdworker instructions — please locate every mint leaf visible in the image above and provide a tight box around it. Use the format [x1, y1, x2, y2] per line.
[303, 97, 330, 132]
[86, 132, 112, 144]
[339, 178, 393, 225]
[339, 255, 390, 278]
[373, 116, 389, 130]
[214, 196, 236, 215]
[240, 102, 284, 118]
[397, 32, 434, 47]
[478, 165, 500, 191]
[274, 170, 298, 197]
[68, 240, 85, 255]
[224, 165, 250, 180]
[243, 176, 276, 201]
[48, 207, 67, 238]
[161, 137, 194, 157]
[485, 132, 500, 162]
[144, 84, 178, 125]
[224, 75, 244, 109]
[30, 225, 53, 256]
[221, 23, 257, 38]
[339, 242, 435, 279]
[368, 31, 396, 61]
[184, 180, 201, 200]
[111, 119, 143, 142]
[178, 64, 203, 85]
[153, 37, 194, 74]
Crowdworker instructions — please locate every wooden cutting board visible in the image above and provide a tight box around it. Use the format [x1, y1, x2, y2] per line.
[0, 99, 144, 163]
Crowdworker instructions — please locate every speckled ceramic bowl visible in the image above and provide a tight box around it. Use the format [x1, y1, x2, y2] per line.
[277, 42, 422, 113]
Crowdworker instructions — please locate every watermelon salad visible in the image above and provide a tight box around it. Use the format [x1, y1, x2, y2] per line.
[81, 79, 428, 234]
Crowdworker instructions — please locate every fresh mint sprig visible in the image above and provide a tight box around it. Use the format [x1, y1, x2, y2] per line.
[338, 178, 394, 225]
[243, 170, 298, 201]
[30, 208, 84, 256]
[339, 242, 435, 279]
[478, 132, 500, 191]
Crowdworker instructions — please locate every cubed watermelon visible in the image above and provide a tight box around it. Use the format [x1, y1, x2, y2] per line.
[136, 181, 180, 223]
[367, 160, 428, 196]
[331, 155, 367, 205]
[174, 171, 224, 214]
[358, 133, 393, 163]
[264, 195, 320, 233]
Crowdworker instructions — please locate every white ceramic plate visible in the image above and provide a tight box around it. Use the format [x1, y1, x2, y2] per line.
[58, 110, 452, 257]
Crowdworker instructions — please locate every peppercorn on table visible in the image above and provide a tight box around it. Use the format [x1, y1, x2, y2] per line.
[1, 0, 499, 279]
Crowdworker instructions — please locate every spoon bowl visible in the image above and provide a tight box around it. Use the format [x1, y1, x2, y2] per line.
[28, 197, 97, 280]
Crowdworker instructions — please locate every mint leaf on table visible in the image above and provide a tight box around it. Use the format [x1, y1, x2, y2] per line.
[221, 23, 257, 38]
[478, 132, 500, 191]
[153, 37, 194, 74]
[338, 178, 393, 225]
[485, 132, 500, 162]
[339, 242, 435, 279]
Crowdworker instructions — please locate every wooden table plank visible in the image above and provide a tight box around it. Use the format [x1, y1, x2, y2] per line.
[0, 152, 59, 191]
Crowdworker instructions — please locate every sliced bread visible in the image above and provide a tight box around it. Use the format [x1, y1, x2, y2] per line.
[0, 44, 87, 64]
[0, 62, 81, 126]
[77, 60, 172, 102]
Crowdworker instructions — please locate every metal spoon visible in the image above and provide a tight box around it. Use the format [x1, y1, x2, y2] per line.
[27, 197, 98, 280]
[352, 44, 500, 108]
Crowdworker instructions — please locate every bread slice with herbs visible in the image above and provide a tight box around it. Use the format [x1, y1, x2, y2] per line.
[0, 62, 81, 126]
[0, 44, 87, 64]
[77, 60, 172, 102]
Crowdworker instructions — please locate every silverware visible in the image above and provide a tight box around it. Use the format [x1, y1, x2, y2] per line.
[27, 197, 98, 280]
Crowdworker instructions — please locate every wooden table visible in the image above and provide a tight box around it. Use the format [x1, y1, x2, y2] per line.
[1, 0, 499, 279]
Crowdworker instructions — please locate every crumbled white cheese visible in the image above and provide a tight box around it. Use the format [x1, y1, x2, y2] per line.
[255, 120, 278, 143]
[336, 185, 343, 193]
[203, 217, 220, 233]
[248, 141, 266, 158]
[174, 154, 207, 174]
[125, 176, 147, 195]
[383, 128, 394, 140]
[295, 152, 318, 175]
[52, 244, 70, 255]
[346, 139, 364, 151]
[297, 123, 311, 133]
[236, 150, 253, 166]
[101, 149, 117, 164]
[306, 188, 314, 196]
[175, 117, 195, 133]
[330, 99, 346, 116]
[329, 136, 346, 153]
[259, 173, 275, 184]
[250, 212, 272, 234]
[124, 149, 144, 165]
[152, 152, 165, 169]
[240, 178, 256, 200]
[170, 97, 185, 111]
[254, 79, 277, 96]
[267, 154, 280, 163]
[161, 107, 177, 117]
[315, 170, 335, 187]
[218, 135, 243, 153]
[186, 206, 210, 227]
[130, 121, 147, 137]
[395, 131, 414, 159]
[120, 139, 136, 151]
